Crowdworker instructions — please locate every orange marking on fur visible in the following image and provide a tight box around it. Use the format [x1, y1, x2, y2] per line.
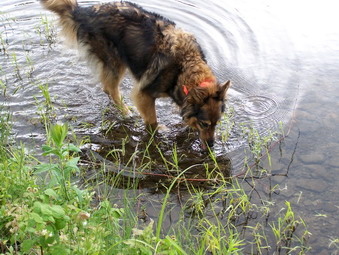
[199, 82, 210, 88]
[182, 78, 215, 96]
[183, 85, 189, 95]
[199, 78, 214, 88]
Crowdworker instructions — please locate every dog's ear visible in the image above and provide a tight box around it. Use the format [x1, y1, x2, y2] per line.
[181, 89, 204, 123]
[181, 100, 198, 125]
[218, 80, 231, 100]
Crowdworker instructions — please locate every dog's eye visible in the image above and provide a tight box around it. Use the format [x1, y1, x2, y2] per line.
[199, 121, 211, 129]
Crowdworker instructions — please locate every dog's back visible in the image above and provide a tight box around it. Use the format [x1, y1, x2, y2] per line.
[41, 0, 175, 80]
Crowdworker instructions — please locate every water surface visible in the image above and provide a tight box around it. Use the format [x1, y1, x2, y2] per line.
[1, 0, 339, 253]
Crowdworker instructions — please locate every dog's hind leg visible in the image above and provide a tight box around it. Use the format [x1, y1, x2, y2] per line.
[132, 87, 157, 130]
[100, 64, 130, 115]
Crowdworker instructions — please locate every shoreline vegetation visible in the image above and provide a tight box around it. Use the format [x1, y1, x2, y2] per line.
[0, 109, 311, 254]
[0, 11, 312, 255]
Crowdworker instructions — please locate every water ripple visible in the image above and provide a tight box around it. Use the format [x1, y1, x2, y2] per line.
[235, 96, 278, 119]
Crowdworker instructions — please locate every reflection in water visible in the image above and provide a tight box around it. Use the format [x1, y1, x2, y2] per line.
[1, 0, 339, 253]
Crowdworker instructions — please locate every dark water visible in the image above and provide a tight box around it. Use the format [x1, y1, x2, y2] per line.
[1, 0, 339, 253]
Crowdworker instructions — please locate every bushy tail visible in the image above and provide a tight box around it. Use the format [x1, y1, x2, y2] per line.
[40, 0, 77, 16]
[40, 0, 79, 45]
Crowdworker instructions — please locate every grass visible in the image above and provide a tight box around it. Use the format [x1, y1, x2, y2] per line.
[35, 14, 57, 46]
[0, 9, 314, 255]
[0, 102, 313, 254]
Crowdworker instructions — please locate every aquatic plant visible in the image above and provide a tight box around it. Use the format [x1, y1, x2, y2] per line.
[33, 82, 57, 135]
[25, 52, 35, 79]
[35, 14, 57, 46]
[0, 31, 8, 56]
[0, 13, 12, 56]
[11, 52, 22, 80]
[0, 78, 6, 97]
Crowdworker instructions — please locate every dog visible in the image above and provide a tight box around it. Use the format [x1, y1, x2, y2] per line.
[40, 0, 231, 149]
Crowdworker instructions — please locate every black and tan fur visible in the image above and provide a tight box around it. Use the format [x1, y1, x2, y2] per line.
[40, 0, 231, 148]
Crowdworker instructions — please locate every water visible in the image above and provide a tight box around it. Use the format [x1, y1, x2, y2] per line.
[1, 0, 339, 253]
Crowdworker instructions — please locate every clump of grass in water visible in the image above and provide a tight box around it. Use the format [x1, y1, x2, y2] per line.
[0, 13, 12, 56]
[25, 52, 35, 79]
[269, 201, 311, 253]
[219, 106, 236, 143]
[35, 14, 57, 46]
[11, 52, 22, 80]
[0, 31, 8, 56]
[0, 66, 7, 96]
[239, 123, 282, 180]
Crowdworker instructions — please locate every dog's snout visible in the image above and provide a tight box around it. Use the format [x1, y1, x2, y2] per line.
[207, 139, 214, 148]
[199, 128, 215, 150]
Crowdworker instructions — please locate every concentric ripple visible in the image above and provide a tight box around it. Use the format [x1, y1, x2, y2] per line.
[235, 96, 278, 119]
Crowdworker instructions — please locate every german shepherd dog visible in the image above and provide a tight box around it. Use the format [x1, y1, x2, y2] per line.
[40, 0, 231, 149]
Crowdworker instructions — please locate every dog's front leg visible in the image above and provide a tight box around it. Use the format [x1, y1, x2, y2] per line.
[132, 89, 157, 130]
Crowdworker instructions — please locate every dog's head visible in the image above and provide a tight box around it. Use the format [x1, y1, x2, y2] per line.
[181, 80, 231, 150]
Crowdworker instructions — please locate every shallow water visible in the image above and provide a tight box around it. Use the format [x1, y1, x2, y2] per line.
[1, 0, 339, 253]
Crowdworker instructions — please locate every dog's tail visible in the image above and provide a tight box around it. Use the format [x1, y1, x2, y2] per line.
[40, 0, 78, 45]
[40, 0, 77, 16]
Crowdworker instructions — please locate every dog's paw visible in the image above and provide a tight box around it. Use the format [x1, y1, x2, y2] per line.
[120, 106, 134, 119]
[156, 124, 170, 133]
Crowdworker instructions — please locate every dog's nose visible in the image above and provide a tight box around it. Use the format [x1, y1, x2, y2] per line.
[207, 139, 214, 147]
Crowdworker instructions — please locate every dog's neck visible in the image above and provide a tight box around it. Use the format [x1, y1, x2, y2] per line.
[160, 26, 217, 99]
[178, 60, 216, 95]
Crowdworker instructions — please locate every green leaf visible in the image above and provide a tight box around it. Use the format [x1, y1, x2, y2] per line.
[33, 201, 43, 212]
[66, 143, 81, 153]
[48, 175, 59, 188]
[50, 123, 68, 148]
[72, 185, 83, 204]
[34, 163, 59, 174]
[27, 227, 38, 233]
[50, 244, 69, 255]
[50, 205, 65, 219]
[54, 218, 67, 230]
[66, 157, 80, 169]
[44, 189, 58, 200]
[100, 200, 111, 210]
[42, 145, 58, 156]
[21, 239, 35, 253]
[34, 202, 56, 218]
[31, 212, 44, 224]
[50, 168, 63, 184]
[41, 204, 54, 216]
[46, 236, 56, 245]
[42, 145, 53, 152]
[46, 215, 55, 223]
[112, 208, 124, 219]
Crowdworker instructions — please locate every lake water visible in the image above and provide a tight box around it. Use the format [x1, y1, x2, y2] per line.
[1, 0, 339, 253]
